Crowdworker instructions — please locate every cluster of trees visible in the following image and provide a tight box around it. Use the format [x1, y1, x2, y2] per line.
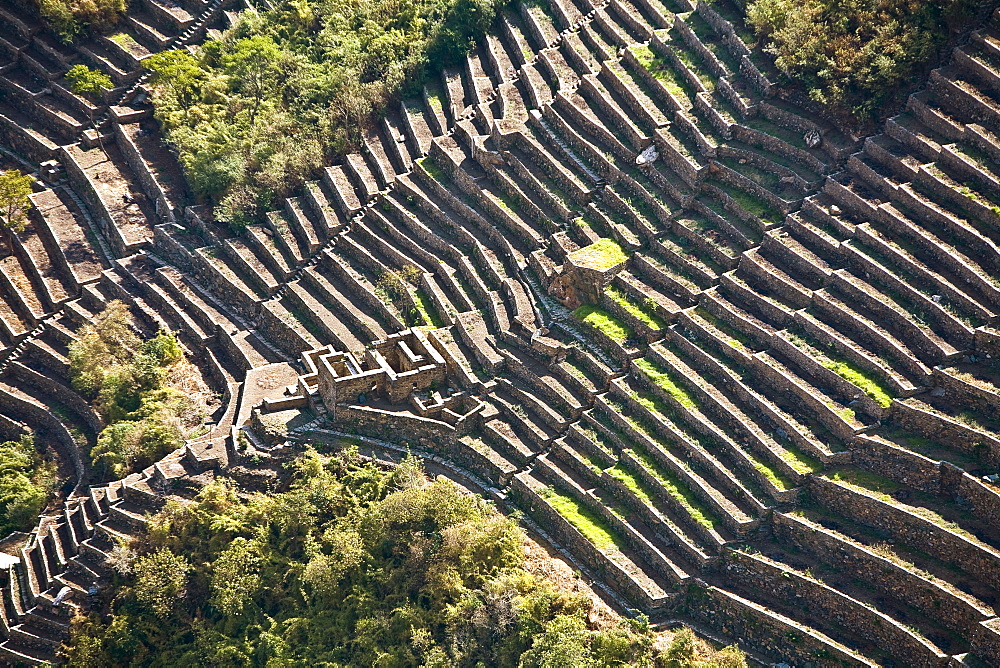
[745, 0, 984, 121]
[69, 301, 213, 478]
[145, 0, 506, 230]
[61, 447, 748, 666]
[35, 0, 127, 42]
[0, 436, 55, 538]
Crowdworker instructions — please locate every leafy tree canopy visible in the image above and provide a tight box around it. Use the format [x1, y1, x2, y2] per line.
[746, 0, 988, 122]
[61, 449, 745, 666]
[0, 169, 34, 235]
[68, 301, 213, 478]
[145, 0, 506, 229]
[0, 436, 55, 538]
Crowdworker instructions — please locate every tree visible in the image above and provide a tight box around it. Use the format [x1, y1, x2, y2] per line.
[0, 170, 33, 235]
[222, 36, 282, 123]
[132, 549, 192, 618]
[144, 50, 206, 111]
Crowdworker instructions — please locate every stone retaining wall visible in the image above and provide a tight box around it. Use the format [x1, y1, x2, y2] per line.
[722, 548, 948, 667]
[808, 475, 1000, 590]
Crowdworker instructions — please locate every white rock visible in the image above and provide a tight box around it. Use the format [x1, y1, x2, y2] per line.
[635, 144, 659, 166]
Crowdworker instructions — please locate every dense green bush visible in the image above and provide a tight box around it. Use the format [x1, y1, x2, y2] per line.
[60, 449, 746, 666]
[36, 0, 127, 42]
[745, 0, 984, 121]
[146, 0, 505, 229]
[0, 436, 55, 538]
[69, 301, 213, 478]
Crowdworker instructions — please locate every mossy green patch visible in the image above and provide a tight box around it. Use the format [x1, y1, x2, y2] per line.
[605, 286, 666, 330]
[573, 305, 633, 343]
[539, 486, 623, 551]
[568, 237, 628, 271]
[634, 357, 697, 408]
[822, 360, 894, 408]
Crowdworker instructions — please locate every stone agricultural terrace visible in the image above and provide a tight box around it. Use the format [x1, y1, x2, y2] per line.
[0, 0, 999, 664]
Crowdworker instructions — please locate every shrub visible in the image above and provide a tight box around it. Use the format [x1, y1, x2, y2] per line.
[0, 436, 55, 537]
[745, 0, 984, 122]
[145, 0, 506, 229]
[69, 301, 213, 477]
[36, 0, 127, 42]
[59, 450, 716, 666]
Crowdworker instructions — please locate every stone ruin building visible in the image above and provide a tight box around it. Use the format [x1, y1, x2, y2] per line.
[0, 0, 997, 663]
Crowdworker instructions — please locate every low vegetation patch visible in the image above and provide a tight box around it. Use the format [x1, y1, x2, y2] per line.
[568, 237, 628, 271]
[751, 457, 793, 491]
[539, 485, 623, 552]
[822, 359, 894, 408]
[606, 286, 666, 330]
[628, 448, 720, 530]
[745, 0, 986, 122]
[779, 442, 822, 475]
[144, 0, 504, 228]
[634, 357, 697, 408]
[573, 304, 633, 343]
[69, 301, 215, 478]
[63, 450, 684, 665]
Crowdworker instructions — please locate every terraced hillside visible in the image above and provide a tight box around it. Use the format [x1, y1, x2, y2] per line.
[0, 0, 999, 664]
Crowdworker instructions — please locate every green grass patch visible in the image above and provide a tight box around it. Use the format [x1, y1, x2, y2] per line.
[628, 448, 719, 530]
[779, 443, 822, 475]
[751, 457, 793, 491]
[607, 464, 656, 506]
[830, 468, 900, 501]
[568, 237, 628, 271]
[634, 357, 697, 408]
[629, 45, 694, 104]
[538, 486, 623, 551]
[605, 286, 666, 330]
[631, 390, 672, 420]
[411, 289, 442, 329]
[573, 305, 633, 343]
[416, 156, 447, 182]
[821, 360, 894, 408]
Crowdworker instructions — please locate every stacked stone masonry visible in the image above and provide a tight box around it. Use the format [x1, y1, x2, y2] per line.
[1, 0, 1000, 664]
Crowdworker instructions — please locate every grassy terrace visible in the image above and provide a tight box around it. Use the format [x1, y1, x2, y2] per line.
[627, 448, 721, 530]
[829, 469, 980, 541]
[694, 307, 755, 353]
[713, 181, 782, 227]
[539, 486, 624, 551]
[569, 237, 628, 271]
[786, 330, 895, 408]
[606, 286, 666, 330]
[628, 44, 695, 107]
[750, 456, 794, 491]
[629, 365, 793, 491]
[779, 442, 822, 475]
[822, 359, 893, 408]
[576, 423, 616, 458]
[634, 357, 697, 408]
[573, 304, 634, 343]
[411, 289, 442, 328]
